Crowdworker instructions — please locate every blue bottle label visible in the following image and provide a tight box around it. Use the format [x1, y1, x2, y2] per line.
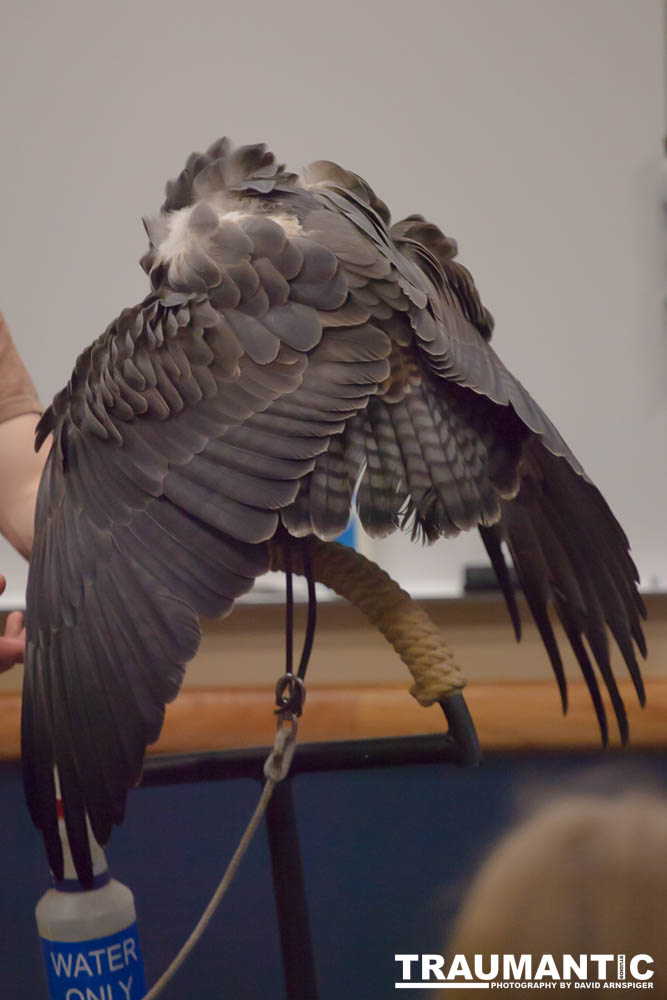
[41, 922, 147, 999]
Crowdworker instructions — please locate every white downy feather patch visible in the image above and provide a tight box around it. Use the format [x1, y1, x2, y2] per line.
[155, 203, 302, 264]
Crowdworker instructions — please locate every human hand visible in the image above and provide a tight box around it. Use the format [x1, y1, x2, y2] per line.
[0, 575, 25, 671]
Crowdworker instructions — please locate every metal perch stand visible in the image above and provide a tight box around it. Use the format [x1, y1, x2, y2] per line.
[143, 538, 481, 999]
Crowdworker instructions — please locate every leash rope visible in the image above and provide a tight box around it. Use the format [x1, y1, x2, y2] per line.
[143, 716, 298, 999]
[144, 538, 316, 998]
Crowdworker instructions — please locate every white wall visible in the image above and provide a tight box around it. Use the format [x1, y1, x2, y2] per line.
[0, 0, 664, 606]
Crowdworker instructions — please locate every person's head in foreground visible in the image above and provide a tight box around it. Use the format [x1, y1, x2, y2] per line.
[445, 791, 667, 995]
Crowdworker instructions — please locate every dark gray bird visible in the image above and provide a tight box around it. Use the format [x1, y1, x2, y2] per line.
[22, 138, 646, 885]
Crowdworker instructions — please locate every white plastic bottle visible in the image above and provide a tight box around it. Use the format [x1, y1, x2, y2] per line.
[36, 798, 147, 1000]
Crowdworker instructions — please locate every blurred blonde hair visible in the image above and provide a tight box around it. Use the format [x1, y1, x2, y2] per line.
[447, 793, 667, 993]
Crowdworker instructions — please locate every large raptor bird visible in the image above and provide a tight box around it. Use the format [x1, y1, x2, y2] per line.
[22, 138, 646, 885]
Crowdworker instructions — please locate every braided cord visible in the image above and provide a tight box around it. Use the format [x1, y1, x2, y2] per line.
[270, 538, 465, 705]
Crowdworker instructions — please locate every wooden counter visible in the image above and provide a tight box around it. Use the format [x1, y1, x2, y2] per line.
[1, 592, 665, 760]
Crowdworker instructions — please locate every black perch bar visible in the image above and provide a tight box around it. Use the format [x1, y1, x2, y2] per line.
[140, 692, 480, 1000]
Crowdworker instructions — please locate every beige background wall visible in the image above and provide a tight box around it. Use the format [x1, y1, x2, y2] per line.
[0, 0, 665, 607]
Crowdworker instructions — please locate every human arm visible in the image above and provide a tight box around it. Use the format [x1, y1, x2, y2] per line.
[0, 412, 48, 559]
[0, 313, 46, 558]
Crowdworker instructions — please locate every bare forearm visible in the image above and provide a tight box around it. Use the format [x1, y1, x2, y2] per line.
[0, 413, 48, 559]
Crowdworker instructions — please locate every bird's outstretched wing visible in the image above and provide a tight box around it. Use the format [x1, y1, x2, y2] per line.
[23, 140, 397, 884]
[287, 170, 645, 744]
